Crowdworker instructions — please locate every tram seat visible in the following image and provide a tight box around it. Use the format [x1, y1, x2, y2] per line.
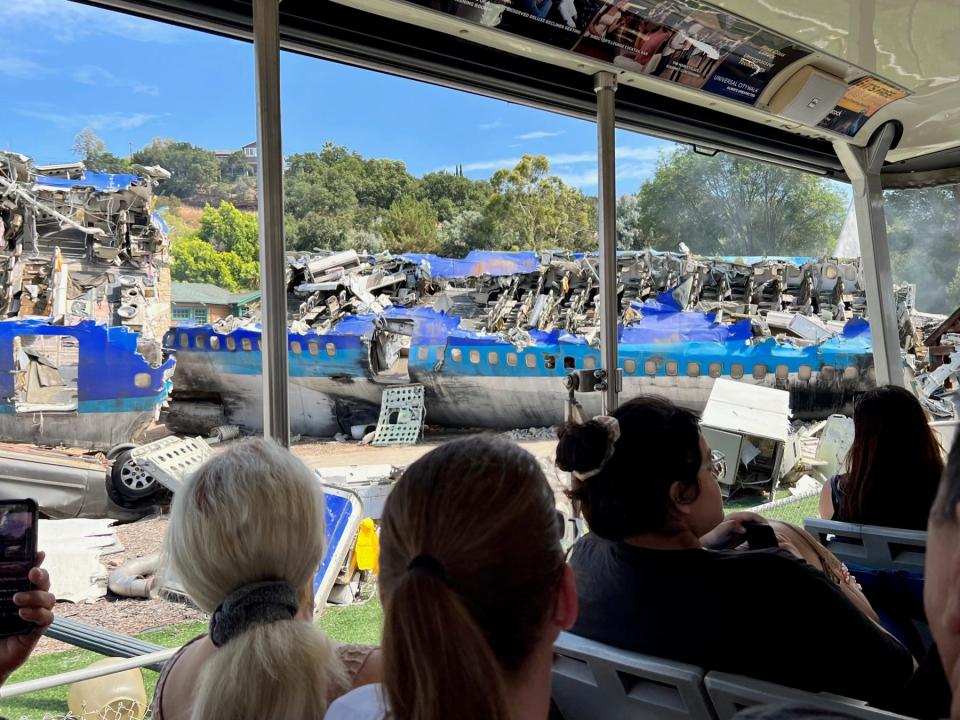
[705, 671, 912, 719]
[551, 632, 717, 720]
[802, 519, 926, 572]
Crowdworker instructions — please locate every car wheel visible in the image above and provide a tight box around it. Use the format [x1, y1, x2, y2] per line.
[108, 451, 163, 508]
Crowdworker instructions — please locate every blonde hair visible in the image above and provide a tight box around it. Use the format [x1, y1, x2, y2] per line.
[163, 438, 345, 720]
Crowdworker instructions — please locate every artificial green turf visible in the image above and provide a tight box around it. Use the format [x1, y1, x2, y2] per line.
[317, 595, 384, 646]
[1, 596, 384, 720]
[1, 622, 206, 720]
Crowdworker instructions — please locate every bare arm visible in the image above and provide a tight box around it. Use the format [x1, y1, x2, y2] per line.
[819, 479, 834, 519]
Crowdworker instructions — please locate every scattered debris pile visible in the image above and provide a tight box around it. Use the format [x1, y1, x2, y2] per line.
[214, 249, 879, 347]
[0, 152, 171, 340]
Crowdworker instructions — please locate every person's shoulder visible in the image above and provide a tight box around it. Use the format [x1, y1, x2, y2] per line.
[324, 683, 388, 720]
[713, 549, 835, 587]
[570, 531, 614, 560]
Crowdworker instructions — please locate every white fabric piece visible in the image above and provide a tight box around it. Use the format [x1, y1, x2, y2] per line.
[324, 683, 388, 720]
[38, 518, 120, 603]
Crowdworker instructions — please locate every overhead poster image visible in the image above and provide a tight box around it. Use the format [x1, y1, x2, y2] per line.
[401, 0, 906, 128]
[699, 29, 811, 104]
[818, 77, 908, 137]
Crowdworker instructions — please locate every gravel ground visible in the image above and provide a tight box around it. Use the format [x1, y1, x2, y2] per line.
[35, 515, 207, 656]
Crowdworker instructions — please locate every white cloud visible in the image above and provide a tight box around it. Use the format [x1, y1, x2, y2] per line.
[477, 121, 504, 130]
[449, 145, 665, 174]
[72, 65, 159, 96]
[554, 169, 599, 187]
[554, 163, 657, 188]
[0, 57, 49, 79]
[515, 130, 565, 140]
[18, 108, 158, 131]
[72, 65, 112, 86]
[0, 0, 181, 43]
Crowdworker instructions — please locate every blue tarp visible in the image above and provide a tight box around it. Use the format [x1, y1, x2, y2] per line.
[34, 171, 140, 192]
[624, 296, 753, 344]
[401, 250, 538, 278]
[152, 212, 169, 234]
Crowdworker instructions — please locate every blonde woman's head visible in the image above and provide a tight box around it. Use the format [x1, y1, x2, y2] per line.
[164, 438, 344, 720]
[166, 437, 325, 610]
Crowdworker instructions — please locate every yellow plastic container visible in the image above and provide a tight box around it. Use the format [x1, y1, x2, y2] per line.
[355, 517, 380, 575]
[67, 658, 147, 720]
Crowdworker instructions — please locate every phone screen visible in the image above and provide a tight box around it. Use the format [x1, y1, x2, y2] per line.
[0, 500, 38, 637]
[744, 522, 779, 551]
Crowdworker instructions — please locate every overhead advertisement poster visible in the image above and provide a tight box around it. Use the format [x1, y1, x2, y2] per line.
[817, 77, 908, 137]
[410, 0, 812, 104]
[403, 0, 906, 131]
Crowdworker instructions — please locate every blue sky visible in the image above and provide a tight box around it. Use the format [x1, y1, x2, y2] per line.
[0, 0, 675, 194]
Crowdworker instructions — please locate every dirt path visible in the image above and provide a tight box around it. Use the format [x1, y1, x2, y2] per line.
[287, 431, 558, 467]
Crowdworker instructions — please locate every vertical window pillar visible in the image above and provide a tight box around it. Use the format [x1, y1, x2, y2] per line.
[254, 0, 290, 444]
[595, 71, 620, 412]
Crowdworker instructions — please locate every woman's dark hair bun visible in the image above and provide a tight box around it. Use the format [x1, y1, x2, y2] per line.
[556, 421, 610, 474]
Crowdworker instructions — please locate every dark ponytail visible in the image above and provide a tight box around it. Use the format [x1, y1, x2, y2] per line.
[556, 395, 702, 540]
[383, 571, 510, 720]
[379, 435, 565, 720]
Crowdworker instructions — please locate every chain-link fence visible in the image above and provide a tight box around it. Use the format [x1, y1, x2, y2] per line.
[14, 702, 152, 720]
[747, 488, 821, 526]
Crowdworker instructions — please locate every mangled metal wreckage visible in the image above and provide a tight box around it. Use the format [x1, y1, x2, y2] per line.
[0, 152, 174, 449]
[168, 248, 890, 435]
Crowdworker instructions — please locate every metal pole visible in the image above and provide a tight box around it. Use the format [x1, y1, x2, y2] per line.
[0, 649, 178, 698]
[834, 123, 902, 387]
[594, 72, 619, 413]
[254, 0, 290, 444]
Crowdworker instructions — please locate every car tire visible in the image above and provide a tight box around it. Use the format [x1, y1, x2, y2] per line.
[108, 450, 165, 509]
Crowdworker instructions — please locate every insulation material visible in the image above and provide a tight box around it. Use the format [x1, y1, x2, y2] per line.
[38, 518, 121, 603]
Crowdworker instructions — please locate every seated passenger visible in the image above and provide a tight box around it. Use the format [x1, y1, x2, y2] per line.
[152, 439, 380, 720]
[819, 384, 943, 530]
[557, 396, 914, 708]
[734, 426, 960, 720]
[325, 435, 578, 720]
[0, 551, 55, 687]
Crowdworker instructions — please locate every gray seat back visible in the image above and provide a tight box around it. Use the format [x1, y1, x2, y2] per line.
[705, 672, 912, 719]
[802, 518, 926, 571]
[552, 632, 717, 720]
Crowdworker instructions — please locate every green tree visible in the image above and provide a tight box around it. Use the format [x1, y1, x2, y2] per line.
[626, 147, 846, 255]
[170, 235, 258, 291]
[885, 184, 960, 313]
[72, 128, 132, 174]
[197, 201, 259, 262]
[485, 156, 597, 251]
[438, 210, 491, 257]
[616, 193, 646, 249]
[417, 171, 492, 223]
[284, 147, 362, 251]
[381, 196, 439, 253]
[359, 158, 415, 210]
[131, 139, 219, 198]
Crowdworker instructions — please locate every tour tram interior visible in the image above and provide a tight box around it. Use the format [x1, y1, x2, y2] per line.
[19, 0, 960, 718]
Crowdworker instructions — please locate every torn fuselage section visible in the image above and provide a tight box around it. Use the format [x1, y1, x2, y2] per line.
[168, 245, 938, 434]
[0, 152, 174, 449]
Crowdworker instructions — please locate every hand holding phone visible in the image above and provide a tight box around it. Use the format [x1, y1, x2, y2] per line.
[0, 500, 39, 638]
[743, 521, 779, 550]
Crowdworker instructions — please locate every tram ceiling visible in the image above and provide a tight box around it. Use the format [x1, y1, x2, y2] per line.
[74, 0, 960, 189]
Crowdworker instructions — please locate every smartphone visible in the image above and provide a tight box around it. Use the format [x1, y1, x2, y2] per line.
[0, 499, 38, 637]
[743, 521, 779, 551]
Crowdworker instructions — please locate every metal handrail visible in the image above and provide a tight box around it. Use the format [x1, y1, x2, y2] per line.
[0, 648, 178, 699]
